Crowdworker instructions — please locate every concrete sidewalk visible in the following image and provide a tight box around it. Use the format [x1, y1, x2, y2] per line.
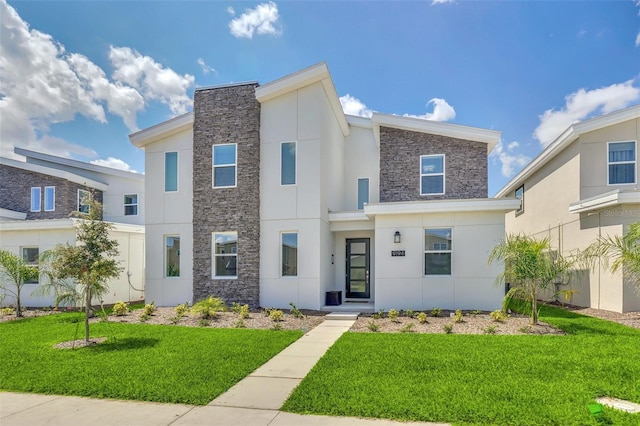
[1, 316, 449, 426]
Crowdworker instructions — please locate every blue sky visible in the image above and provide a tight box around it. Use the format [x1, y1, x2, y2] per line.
[1, 0, 639, 195]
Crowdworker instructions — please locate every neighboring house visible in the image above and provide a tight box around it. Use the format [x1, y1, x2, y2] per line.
[496, 105, 640, 313]
[0, 148, 145, 307]
[130, 62, 519, 311]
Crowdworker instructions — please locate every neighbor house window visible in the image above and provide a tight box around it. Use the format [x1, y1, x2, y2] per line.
[420, 154, 445, 195]
[357, 178, 369, 210]
[165, 236, 180, 277]
[608, 141, 636, 185]
[281, 232, 298, 277]
[21, 247, 39, 284]
[30, 187, 41, 212]
[165, 152, 178, 192]
[213, 232, 237, 278]
[515, 185, 524, 215]
[124, 194, 138, 216]
[281, 142, 296, 185]
[424, 228, 452, 275]
[78, 189, 90, 214]
[44, 186, 55, 212]
[213, 144, 237, 188]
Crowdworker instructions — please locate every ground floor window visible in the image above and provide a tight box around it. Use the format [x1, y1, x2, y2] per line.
[424, 228, 452, 275]
[281, 232, 298, 276]
[213, 232, 237, 278]
[165, 236, 180, 277]
[21, 247, 39, 283]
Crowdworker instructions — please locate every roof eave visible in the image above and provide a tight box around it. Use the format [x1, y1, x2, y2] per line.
[129, 111, 194, 148]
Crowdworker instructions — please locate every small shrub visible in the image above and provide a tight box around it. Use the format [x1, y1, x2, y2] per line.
[443, 323, 453, 334]
[239, 304, 250, 319]
[490, 310, 508, 323]
[484, 325, 498, 334]
[231, 302, 242, 314]
[452, 309, 464, 323]
[405, 309, 416, 319]
[142, 302, 156, 317]
[191, 296, 226, 320]
[367, 320, 380, 332]
[289, 302, 304, 319]
[0, 307, 15, 316]
[372, 309, 385, 319]
[112, 301, 129, 316]
[519, 325, 532, 334]
[400, 323, 414, 333]
[470, 309, 482, 316]
[271, 323, 283, 331]
[431, 307, 442, 317]
[139, 313, 149, 323]
[174, 303, 189, 318]
[198, 319, 210, 327]
[269, 309, 284, 322]
[263, 307, 277, 317]
[417, 312, 429, 324]
[388, 308, 399, 322]
[234, 318, 246, 328]
[169, 315, 181, 325]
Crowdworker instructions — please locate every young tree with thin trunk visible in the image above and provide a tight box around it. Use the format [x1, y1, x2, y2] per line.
[489, 234, 576, 325]
[0, 249, 38, 317]
[49, 193, 121, 342]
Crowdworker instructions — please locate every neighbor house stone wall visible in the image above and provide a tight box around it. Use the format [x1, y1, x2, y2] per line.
[192, 84, 261, 306]
[379, 127, 488, 202]
[0, 164, 103, 219]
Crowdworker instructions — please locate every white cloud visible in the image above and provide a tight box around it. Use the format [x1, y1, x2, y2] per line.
[0, 0, 195, 160]
[227, 6, 235, 15]
[404, 98, 456, 122]
[577, 29, 587, 39]
[490, 140, 531, 178]
[340, 94, 373, 118]
[431, 0, 455, 4]
[636, 32, 640, 47]
[109, 46, 195, 115]
[90, 157, 137, 173]
[228, 1, 282, 39]
[534, 80, 640, 147]
[197, 57, 216, 75]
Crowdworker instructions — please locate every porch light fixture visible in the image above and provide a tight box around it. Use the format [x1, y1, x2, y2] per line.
[394, 231, 401, 244]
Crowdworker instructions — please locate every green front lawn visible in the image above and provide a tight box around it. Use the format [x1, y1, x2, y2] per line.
[282, 306, 640, 425]
[0, 313, 301, 405]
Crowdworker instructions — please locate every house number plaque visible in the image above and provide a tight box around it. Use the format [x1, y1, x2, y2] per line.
[391, 250, 405, 257]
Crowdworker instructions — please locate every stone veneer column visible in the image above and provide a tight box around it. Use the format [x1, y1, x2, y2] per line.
[379, 127, 488, 202]
[192, 84, 261, 306]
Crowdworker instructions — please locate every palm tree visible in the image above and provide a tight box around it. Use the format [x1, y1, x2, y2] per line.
[585, 222, 640, 287]
[489, 234, 576, 325]
[0, 249, 38, 317]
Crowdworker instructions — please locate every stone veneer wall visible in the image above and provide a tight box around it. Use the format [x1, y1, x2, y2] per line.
[0, 164, 103, 219]
[379, 127, 488, 202]
[192, 84, 261, 306]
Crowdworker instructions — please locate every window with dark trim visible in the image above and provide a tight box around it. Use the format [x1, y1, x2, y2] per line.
[515, 185, 524, 215]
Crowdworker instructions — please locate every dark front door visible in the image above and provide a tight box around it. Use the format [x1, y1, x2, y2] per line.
[346, 238, 370, 299]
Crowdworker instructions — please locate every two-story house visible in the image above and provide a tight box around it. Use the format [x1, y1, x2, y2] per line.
[130, 62, 519, 311]
[496, 105, 640, 313]
[0, 148, 146, 307]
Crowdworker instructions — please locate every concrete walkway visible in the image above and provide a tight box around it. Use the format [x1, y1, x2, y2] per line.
[1, 315, 449, 426]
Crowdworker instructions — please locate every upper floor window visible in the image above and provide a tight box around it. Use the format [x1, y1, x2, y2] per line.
[21, 247, 39, 284]
[78, 189, 90, 214]
[515, 185, 524, 215]
[608, 141, 636, 185]
[213, 232, 238, 278]
[420, 154, 445, 195]
[213, 144, 237, 188]
[357, 178, 369, 210]
[30, 187, 41, 212]
[165, 152, 178, 192]
[165, 235, 180, 277]
[281, 232, 298, 277]
[424, 228, 452, 276]
[281, 142, 296, 185]
[44, 186, 55, 212]
[124, 194, 138, 216]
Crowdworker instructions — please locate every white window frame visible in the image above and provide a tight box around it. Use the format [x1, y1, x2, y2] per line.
[212, 232, 238, 279]
[420, 154, 446, 196]
[515, 185, 524, 215]
[30, 187, 41, 212]
[357, 177, 370, 210]
[78, 189, 90, 214]
[21, 246, 39, 284]
[281, 231, 298, 277]
[280, 141, 297, 186]
[165, 151, 179, 193]
[124, 193, 138, 216]
[44, 186, 55, 212]
[424, 227, 452, 276]
[212, 144, 237, 188]
[607, 140, 637, 186]
[164, 235, 181, 278]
